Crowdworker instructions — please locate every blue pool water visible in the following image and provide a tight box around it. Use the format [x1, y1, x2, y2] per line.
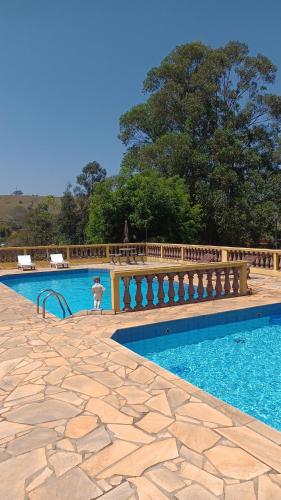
[0, 269, 200, 318]
[0, 269, 113, 317]
[114, 305, 281, 431]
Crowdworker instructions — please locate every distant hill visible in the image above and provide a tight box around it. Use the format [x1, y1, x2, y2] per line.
[0, 195, 61, 227]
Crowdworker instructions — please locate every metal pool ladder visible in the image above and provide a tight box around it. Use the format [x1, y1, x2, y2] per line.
[36, 289, 73, 319]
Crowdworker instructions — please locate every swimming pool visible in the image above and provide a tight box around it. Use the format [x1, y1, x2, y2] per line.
[0, 269, 113, 317]
[0, 268, 195, 318]
[113, 304, 281, 431]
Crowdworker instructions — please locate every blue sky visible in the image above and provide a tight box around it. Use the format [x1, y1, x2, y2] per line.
[0, 0, 281, 195]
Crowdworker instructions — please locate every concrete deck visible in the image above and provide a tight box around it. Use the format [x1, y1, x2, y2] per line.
[0, 265, 281, 499]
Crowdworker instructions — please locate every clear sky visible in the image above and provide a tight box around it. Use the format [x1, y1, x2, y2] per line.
[0, 0, 281, 195]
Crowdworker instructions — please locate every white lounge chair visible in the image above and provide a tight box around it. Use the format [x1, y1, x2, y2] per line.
[50, 253, 69, 269]
[17, 255, 35, 271]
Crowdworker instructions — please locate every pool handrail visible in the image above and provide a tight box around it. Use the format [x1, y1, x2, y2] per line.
[36, 288, 72, 319]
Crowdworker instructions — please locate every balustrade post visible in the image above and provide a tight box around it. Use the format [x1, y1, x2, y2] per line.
[273, 252, 279, 272]
[187, 271, 195, 301]
[66, 246, 70, 260]
[215, 269, 223, 298]
[167, 273, 175, 305]
[146, 275, 154, 309]
[178, 272, 185, 304]
[221, 248, 229, 262]
[238, 263, 248, 295]
[105, 244, 110, 261]
[197, 270, 204, 299]
[110, 272, 120, 313]
[160, 245, 163, 259]
[122, 277, 131, 311]
[135, 275, 143, 310]
[181, 246, 184, 261]
[157, 274, 165, 307]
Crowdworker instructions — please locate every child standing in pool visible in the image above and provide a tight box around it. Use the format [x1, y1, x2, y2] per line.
[92, 277, 106, 310]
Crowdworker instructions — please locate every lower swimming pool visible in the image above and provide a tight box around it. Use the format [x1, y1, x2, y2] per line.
[113, 304, 281, 431]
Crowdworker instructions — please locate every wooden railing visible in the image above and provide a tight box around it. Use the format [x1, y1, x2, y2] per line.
[0, 242, 281, 275]
[110, 261, 248, 313]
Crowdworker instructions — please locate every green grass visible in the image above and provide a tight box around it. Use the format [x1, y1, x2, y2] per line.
[0, 195, 60, 226]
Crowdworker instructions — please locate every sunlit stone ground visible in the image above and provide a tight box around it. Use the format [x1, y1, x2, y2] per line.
[0, 264, 280, 499]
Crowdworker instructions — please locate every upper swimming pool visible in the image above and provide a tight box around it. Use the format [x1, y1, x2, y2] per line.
[0, 269, 112, 317]
[0, 268, 195, 318]
[113, 303, 281, 431]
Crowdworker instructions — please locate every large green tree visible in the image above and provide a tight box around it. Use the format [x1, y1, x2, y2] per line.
[86, 172, 201, 243]
[119, 41, 281, 245]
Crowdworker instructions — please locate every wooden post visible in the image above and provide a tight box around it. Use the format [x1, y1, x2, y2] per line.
[110, 271, 120, 313]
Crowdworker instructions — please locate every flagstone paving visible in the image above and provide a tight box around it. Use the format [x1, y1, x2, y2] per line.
[0, 267, 281, 498]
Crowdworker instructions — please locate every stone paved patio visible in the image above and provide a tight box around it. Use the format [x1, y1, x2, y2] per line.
[0, 265, 281, 499]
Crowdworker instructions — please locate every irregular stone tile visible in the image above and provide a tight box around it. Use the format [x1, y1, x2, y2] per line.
[24, 370, 49, 381]
[169, 421, 220, 453]
[248, 419, 281, 445]
[120, 405, 142, 418]
[81, 439, 138, 476]
[146, 467, 186, 492]
[98, 438, 178, 478]
[180, 445, 204, 467]
[136, 412, 174, 433]
[0, 375, 22, 391]
[150, 376, 174, 389]
[7, 428, 58, 455]
[65, 415, 98, 438]
[86, 398, 133, 424]
[29, 467, 102, 500]
[146, 392, 172, 416]
[13, 361, 43, 375]
[167, 387, 190, 408]
[0, 347, 30, 362]
[91, 371, 123, 388]
[116, 386, 151, 404]
[128, 366, 155, 384]
[175, 483, 217, 499]
[258, 475, 281, 500]
[0, 358, 26, 379]
[49, 451, 82, 477]
[216, 426, 281, 472]
[99, 482, 134, 499]
[29, 351, 59, 359]
[219, 404, 253, 425]
[0, 447, 46, 500]
[44, 366, 71, 385]
[56, 438, 75, 451]
[180, 462, 223, 496]
[103, 393, 122, 408]
[0, 421, 31, 439]
[205, 445, 269, 479]
[5, 399, 81, 424]
[51, 390, 84, 406]
[76, 425, 111, 453]
[96, 479, 112, 492]
[225, 481, 256, 500]
[107, 424, 155, 444]
[62, 374, 109, 397]
[177, 402, 232, 426]
[129, 476, 169, 499]
[26, 467, 53, 492]
[108, 351, 138, 369]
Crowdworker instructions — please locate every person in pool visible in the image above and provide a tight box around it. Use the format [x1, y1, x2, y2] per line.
[92, 276, 106, 310]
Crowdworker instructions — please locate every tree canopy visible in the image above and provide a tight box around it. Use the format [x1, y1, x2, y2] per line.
[119, 41, 281, 245]
[86, 172, 201, 243]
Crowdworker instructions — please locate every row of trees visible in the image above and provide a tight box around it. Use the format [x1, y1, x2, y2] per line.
[8, 40, 281, 247]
